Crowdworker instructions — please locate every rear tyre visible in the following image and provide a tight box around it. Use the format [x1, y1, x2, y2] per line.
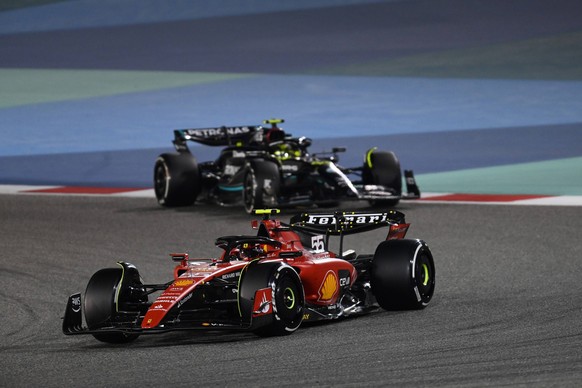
[362, 149, 402, 207]
[370, 239, 435, 310]
[154, 153, 200, 207]
[243, 160, 280, 214]
[84, 267, 141, 343]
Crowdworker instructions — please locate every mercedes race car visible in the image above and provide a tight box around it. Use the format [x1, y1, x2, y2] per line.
[63, 209, 435, 344]
[154, 119, 420, 213]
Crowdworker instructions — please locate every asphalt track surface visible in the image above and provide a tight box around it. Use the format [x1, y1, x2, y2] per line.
[1, 194, 581, 387]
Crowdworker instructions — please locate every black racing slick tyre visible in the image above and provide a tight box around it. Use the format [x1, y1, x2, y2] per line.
[154, 153, 200, 207]
[243, 160, 280, 214]
[84, 266, 143, 344]
[362, 149, 402, 207]
[370, 239, 435, 310]
[239, 262, 304, 336]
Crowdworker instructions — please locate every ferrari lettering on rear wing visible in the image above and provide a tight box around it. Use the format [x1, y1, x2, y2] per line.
[290, 210, 406, 236]
[174, 125, 261, 147]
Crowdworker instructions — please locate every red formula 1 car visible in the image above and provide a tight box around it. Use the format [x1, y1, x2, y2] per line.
[63, 209, 435, 344]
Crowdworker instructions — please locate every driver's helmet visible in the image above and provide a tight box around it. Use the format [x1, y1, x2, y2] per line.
[272, 141, 302, 161]
[249, 126, 286, 147]
[264, 127, 286, 143]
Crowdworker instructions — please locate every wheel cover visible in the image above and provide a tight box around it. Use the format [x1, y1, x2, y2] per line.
[154, 162, 169, 200]
[274, 272, 303, 325]
[243, 170, 256, 212]
[421, 263, 430, 286]
[415, 253, 434, 297]
[283, 287, 296, 310]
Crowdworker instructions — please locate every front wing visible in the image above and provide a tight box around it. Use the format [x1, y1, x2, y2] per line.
[62, 293, 258, 336]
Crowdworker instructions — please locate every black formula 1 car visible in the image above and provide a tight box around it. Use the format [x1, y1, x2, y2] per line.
[154, 119, 420, 213]
[63, 209, 435, 344]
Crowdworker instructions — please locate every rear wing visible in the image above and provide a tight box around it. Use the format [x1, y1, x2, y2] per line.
[173, 125, 262, 148]
[290, 210, 407, 236]
[289, 210, 410, 258]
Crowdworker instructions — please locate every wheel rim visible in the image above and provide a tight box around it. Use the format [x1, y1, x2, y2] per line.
[275, 274, 303, 325]
[154, 162, 168, 200]
[243, 170, 256, 212]
[415, 252, 434, 298]
[421, 263, 429, 286]
[283, 287, 296, 310]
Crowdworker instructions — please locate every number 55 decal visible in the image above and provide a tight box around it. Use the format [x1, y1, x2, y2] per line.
[311, 235, 325, 253]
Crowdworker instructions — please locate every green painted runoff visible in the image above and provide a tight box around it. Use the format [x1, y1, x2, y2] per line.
[0, 68, 251, 108]
[417, 156, 582, 196]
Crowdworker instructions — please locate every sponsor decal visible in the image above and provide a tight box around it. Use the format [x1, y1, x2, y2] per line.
[191, 272, 212, 277]
[281, 164, 299, 172]
[185, 126, 252, 138]
[252, 288, 273, 316]
[318, 271, 338, 301]
[311, 252, 331, 260]
[306, 213, 390, 225]
[338, 269, 351, 287]
[156, 296, 179, 301]
[177, 293, 193, 308]
[188, 264, 215, 272]
[174, 279, 194, 287]
[223, 164, 240, 176]
[263, 179, 272, 191]
[339, 276, 350, 287]
[302, 313, 311, 321]
[387, 224, 410, 240]
[71, 296, 81, 313]
[307, 215, 334, 225]
[175, 143, 189, 152]
[221, 271, 241, 280]
[363, 184, 382, 191]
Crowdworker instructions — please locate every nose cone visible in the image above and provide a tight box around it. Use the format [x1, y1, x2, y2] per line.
[141, 278, 196, 329]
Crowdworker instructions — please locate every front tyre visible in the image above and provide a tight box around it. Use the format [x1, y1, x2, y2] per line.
[84, 267, 140, 343]
[154, 153, 200, 207]
[371, 239, 435, 310]
[362, 149, 402, 207]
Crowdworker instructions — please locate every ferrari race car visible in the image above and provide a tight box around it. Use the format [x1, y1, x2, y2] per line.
[63, 209, 435, 344]
[154, 119, 420, 213]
